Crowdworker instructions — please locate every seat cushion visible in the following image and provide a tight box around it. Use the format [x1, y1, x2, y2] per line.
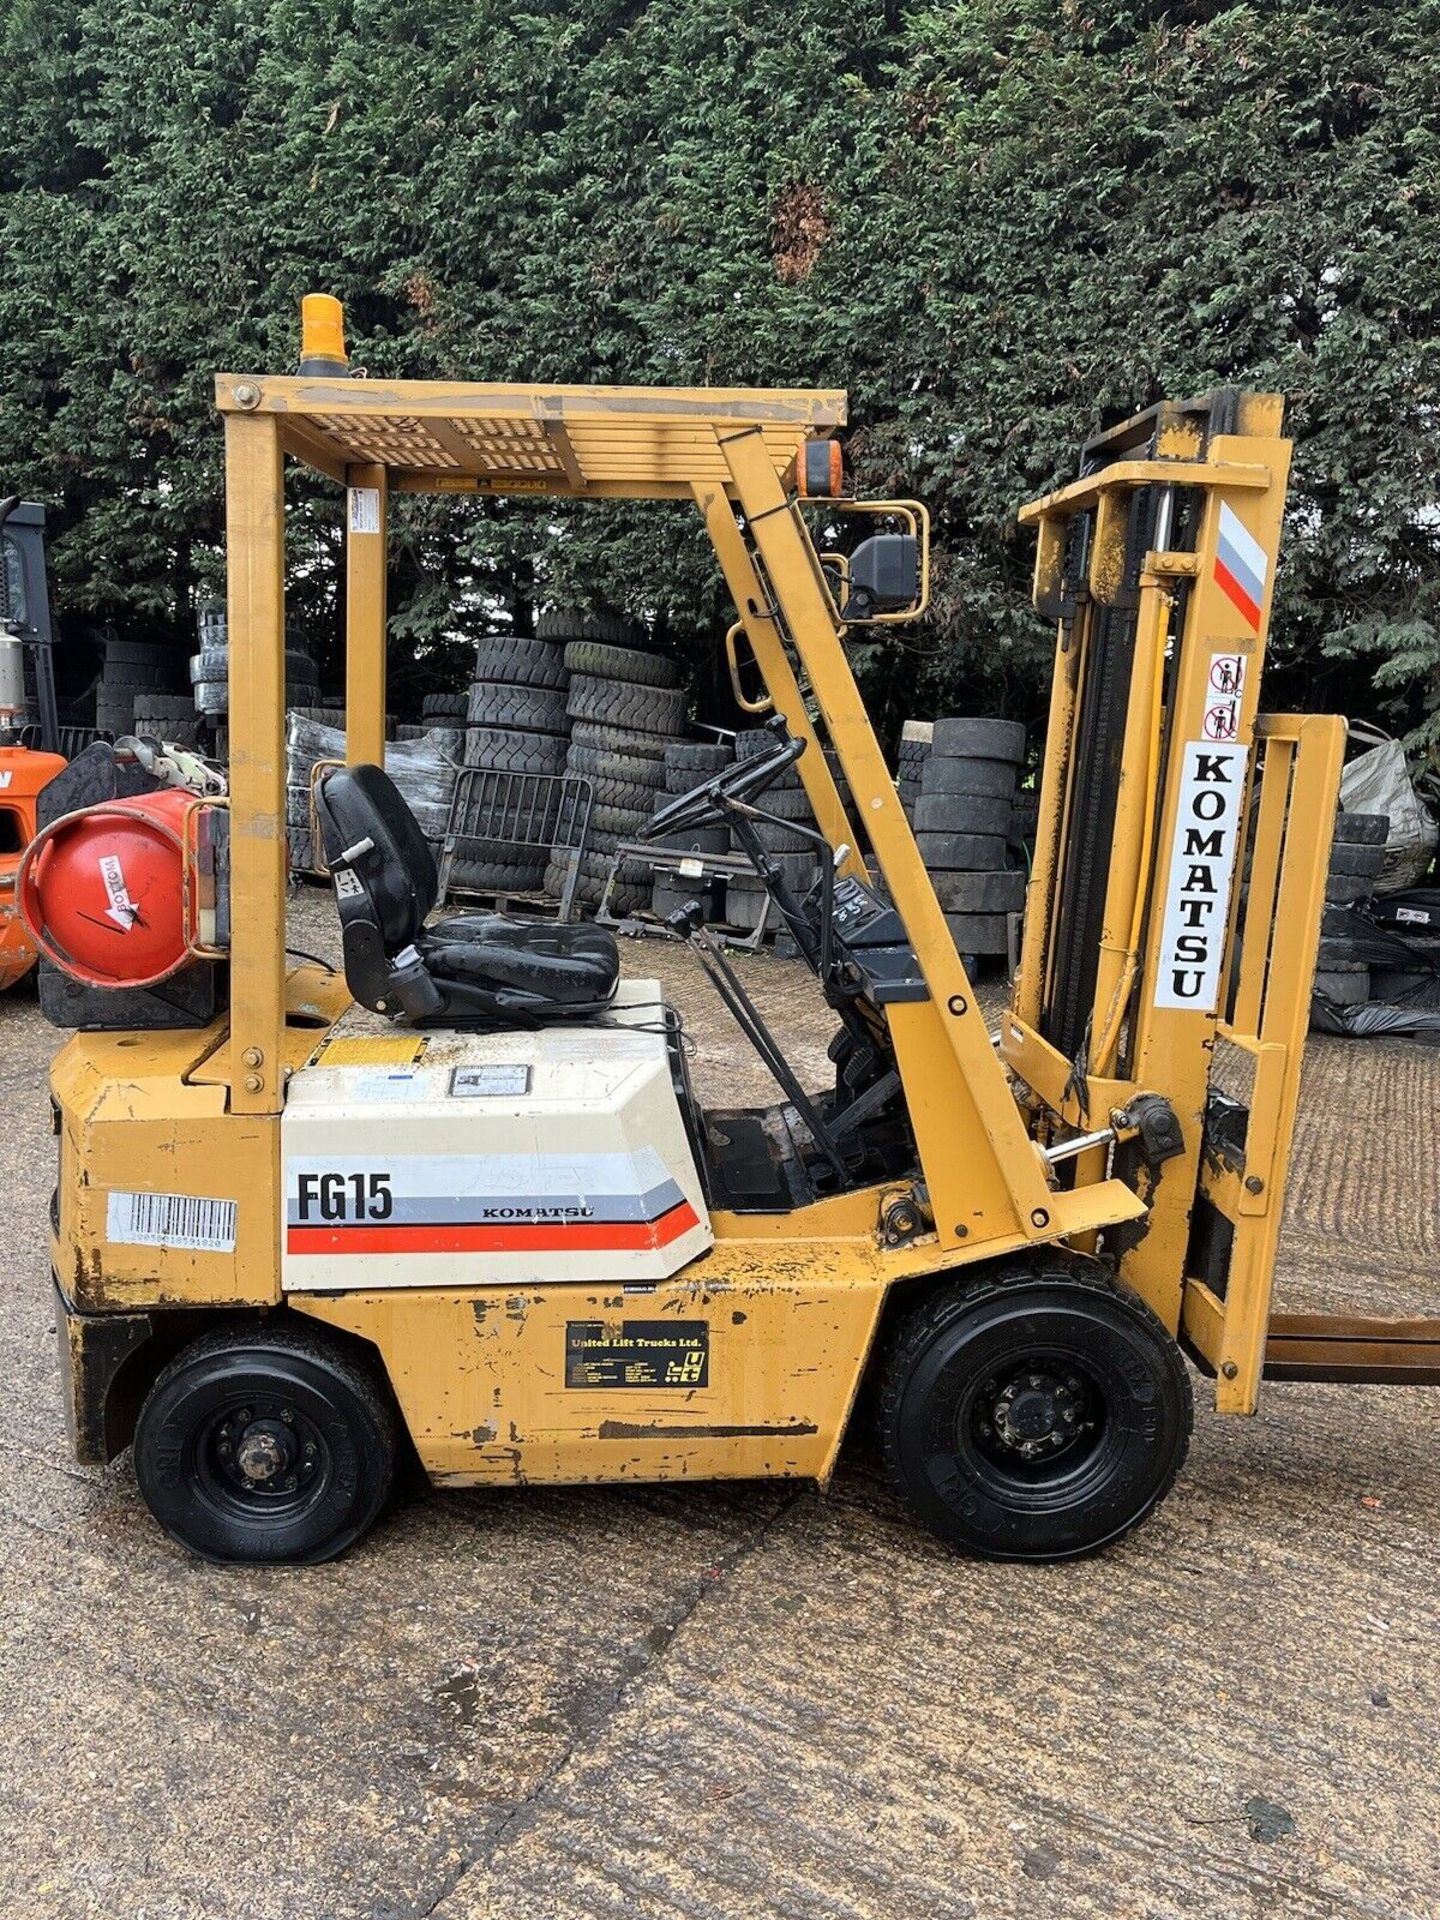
[420, 915, 620, 1008]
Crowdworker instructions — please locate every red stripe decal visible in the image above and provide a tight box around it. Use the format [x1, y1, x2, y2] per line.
[1214, 557, 1262, 630]
[287, 1198, 700, 1257]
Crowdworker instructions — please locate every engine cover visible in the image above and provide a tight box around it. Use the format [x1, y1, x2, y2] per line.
[281, 982, 713, 1292]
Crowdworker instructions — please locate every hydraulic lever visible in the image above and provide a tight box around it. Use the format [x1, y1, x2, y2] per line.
[665, 903, 851, 1186]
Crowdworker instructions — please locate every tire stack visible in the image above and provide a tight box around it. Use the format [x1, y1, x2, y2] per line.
[914, 718, 1028, 967]
[725, 727, 822, 934]
[897, 721, 932, 819]
[1312, 811, 1390, 1016]
[650, 742, 734, 922]
[130, 694, 203, 748]
[544, 619, 687, 914]
[190, 602, 322, 741]
[95, 638, 187, 738]
[456, 628, 573, 894]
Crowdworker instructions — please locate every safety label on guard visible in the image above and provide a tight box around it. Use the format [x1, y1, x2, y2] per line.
[565, 1320, 709, 1389]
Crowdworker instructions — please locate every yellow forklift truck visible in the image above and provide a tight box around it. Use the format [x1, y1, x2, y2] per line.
[30, 299, 1438, 1566]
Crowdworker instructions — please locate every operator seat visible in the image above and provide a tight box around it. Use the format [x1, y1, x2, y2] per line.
[313, 763, 619, 1027]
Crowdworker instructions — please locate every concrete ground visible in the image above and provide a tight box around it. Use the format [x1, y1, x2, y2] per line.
[1, 885, 1437, 1920]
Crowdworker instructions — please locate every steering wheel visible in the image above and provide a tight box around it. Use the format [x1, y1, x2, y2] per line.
[639, 726, 808, 842]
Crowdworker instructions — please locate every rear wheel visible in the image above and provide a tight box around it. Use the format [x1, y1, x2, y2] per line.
[133, 1326, 398, 1564]
[878, 1260, 1191, 1561]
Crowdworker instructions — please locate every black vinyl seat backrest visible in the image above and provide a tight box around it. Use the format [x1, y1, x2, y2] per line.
[312, 762, 620, 1029]
[315, 763, 438, 948]
[313, 764, 446, 1019]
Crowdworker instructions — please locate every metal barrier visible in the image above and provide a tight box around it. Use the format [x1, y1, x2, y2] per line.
[437, 767, 594, 920]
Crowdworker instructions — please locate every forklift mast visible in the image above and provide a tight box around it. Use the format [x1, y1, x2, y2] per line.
[0, 497, 61, 754]
[1002, 393, 1348, 1409]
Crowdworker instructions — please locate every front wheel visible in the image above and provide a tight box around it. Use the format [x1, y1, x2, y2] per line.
[878, 1260, 1192, 1561]
[134, 1325, 398, 1565]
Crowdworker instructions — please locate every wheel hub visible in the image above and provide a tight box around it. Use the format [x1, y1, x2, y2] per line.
[235, 1419, 297, 1484]
[987, 1370, 1085, 1461]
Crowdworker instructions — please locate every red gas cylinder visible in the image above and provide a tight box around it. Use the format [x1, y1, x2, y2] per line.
[18, 788, 201, 988]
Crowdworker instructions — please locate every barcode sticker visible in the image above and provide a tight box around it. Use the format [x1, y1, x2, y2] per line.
[107, 1190, 238, 1253]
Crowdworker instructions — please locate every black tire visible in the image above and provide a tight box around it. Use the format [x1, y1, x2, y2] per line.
[736, 727, 794, 760]
[914, 793, 1013, 837]
[131, 714, 203, 741]
[130, 694, 198, 722]
[106, 638, 178, 670]
[566, 674, 687, 737]
[448, 855, 547, 893]
[1327, 842, 1386, 879]
[471, 635, 568, 691]
[1312, 967, 1370, 1006]
[568, 719, 670, 763]
[649, 795, 729, 854]
[652, 880, 718, 920]
[535, 609, 643, 647]
[1315, 938, 1370, 969]
[289, 826, 317, 873]
[190, 645, 313, 685]
[133, 1326, 398, 1565]
[916, 831, 1008, 871]
[565, 743, 667, 788]
[288, 705, 348, 727]
[589, 801, 655, 837]
[571, 770, 665, 812]
[920, 756, 1018, 799]
[931, 869, 1027, 914]
[466, 680, 569, 734]
[421, 691, 469, 719]
[193, 681, 228, 715]
[1333, 811, 1388, 846]
[562, 640, 681, 689]
[877, 1260, 1192, 1562]
[753, 786, 816, 822]
[665, 741, 733, 774]
[463, 726, 569, 775]
[945, 910, 1011, 954]
[1325, 872, 1375, 907]
[931, 718, 1027, 764]
[730, 849, 818, 892]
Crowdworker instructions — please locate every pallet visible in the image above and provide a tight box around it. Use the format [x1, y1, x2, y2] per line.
[437, 883, 566, 920]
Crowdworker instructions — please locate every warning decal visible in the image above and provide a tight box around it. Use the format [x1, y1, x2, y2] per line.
[565, 1320, 709, 1389]
[1153, 740, 1250, 1013]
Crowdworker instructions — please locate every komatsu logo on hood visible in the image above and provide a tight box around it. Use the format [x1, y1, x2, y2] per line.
[479, 1203, 595, 1222]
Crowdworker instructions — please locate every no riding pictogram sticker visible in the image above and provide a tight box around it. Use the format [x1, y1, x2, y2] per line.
[1203, 651, 1246, 740]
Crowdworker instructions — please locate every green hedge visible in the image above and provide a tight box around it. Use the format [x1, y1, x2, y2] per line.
[3, 1, 1437, 738]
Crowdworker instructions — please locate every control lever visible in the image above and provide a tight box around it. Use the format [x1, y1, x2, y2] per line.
[663, 899, 850, 1184]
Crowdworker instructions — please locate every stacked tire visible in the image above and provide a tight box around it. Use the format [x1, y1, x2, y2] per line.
[650, 741, 734, 922]
[725, 728, 822, 933]
[914, 718, 1028, 966]
[544, 616, 687, 914]
[95, 638, 187, 737]
[130, 694, 203, 749]
[456, 630, 572, 893]
[897, 721, 931, 818]
[1312, 811, 1389, 1016]
[190, 602, 321, 728]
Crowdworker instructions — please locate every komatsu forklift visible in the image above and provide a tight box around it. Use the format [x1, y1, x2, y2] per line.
[31, 299, 1438, 1567]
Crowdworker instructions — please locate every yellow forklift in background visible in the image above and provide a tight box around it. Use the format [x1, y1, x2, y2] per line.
[28, 299, 1434, 1568]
